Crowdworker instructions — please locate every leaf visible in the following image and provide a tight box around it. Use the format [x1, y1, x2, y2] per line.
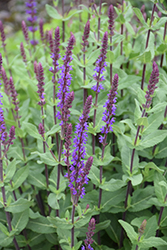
[4, 159, 17, 183]
[95, 220, 111, 233]
[133, 7, 146, 24]
[126, 174, 143, 186]
[0, 231, 13, 247]
[22, 122, 41, 139]
[106, 51, 115, 64]
[129, 186, 154, 212]
[88, 165, 100, 186]
[5, 198, 33, 213]
[27, 172, 46, 189]
[46, 124, 60, 137]
[32, 151, 58, 166]
[118, 220, 137, 244]
[48, 193, 60, 210]
[118, 76, 141, 90]
[27, 217, 56, 234]
[12, 165, 29, 190]
[99, 179, 126, 192]
[45, 4, 62, 19]
[138, 130, 167, 150]
[136, 117, 148, 127]
[47, 217, 73, 230]
[101, 189, 126, 212]
[154, 172, 167, 203]
[139, 237, 167, 248]
[12, 209, 29, 233]
[137, 50, 152, 63]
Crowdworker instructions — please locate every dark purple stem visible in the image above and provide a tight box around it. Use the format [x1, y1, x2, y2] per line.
[141, 3, 156, 90]
[71, 204, 76, 247]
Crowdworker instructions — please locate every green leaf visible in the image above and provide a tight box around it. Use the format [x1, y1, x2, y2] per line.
[133, 7, 146, 24]
[27, 217, 56, 234]
[12, 165, 29, 190]
[139, 237, 167, 248]
[46, 124, 60, 137]
[118, 220, 137, 244]
[95, 220, 111, 233]
[125, 174, 143, 186]
[118, 76, 141, 90]
[5, 198, 33, 213]
[27, 172, 46, 189]
[0, 222, 9, 235]
[136, 117, 148, 127]
[138, 130, 167, 150]
[48, 193, 60, 210]
[101, 189, 126, 212]
[62, 9, 82, 21]
[4, 159, 17, 183]
[137, 50, 152, 63]
[22, 122, 41, 139]
[142, 112, 164, 136]
[99, 179, 125, 192]
[106, 51, 115, 64]
[12, 209, 29, 233]
[153, 17, 167, 30]
[32, 151, 58, 166]
[157, 43, 167, 54]
[88, 165, 100, 186]
[45, 4, 62, 19]
[129, 186, 154, 212]
[0, 231, 13, 247]
[47, 216, 73, 230]
[154, 172, 167, 203]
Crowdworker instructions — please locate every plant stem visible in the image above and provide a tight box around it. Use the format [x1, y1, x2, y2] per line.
[62, 0, 65, 44]
[97, 0, 102, 43]
[71, 204, 76, 248]
[0, 143, 20, 250]
[141, 3, 156, 90]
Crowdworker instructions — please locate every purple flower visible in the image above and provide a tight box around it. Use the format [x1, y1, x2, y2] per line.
[0, 54, 7, 142]
[38, 123, 45, 138]
[35, 62, 46, 106]
[68, 96, 93, 201]
[1, 67, 10, 96]
[39, 18, 44, 42]
[9, 77, 19, 113]
[25, 0, 38, 45]
[22, 21, 29, 43]
[91, 32, 108, 93]
[48, 30, 54, 53]
[57, 33, 75, 126]
[0, 21, 6, 47]
[81, 21, 90, 52]
[20, 42, 27, 64]
[99, 74, 118, 145]
[64, 123, 72, 169]
[108, 5, 114, 36]
[82, 218, 96, 250]
[50, 27, 60, 77]
[7, 126, 15, 146]
[142, 62, 159, 109]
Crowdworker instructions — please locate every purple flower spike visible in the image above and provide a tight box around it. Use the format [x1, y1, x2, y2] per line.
[142, 62, 159, 109]
[36, 62, 46, 106]
[38, 123, 45, 138]
[25, 0, 38, 46]
[108, 5, 114, 36]
[22, 20, 29, 43]
[9, 77, 19, 113]
[82, 217, 96, 250]
[1, 68, 9, 95]
[0, 54, 7, 142]
[8, 126, 15, 145]
[20, 42, 27, 64]
[64, 123, 72, 168]
[50, 27, 60, 76]
[0, 21, 6, 47]
[68, 96, 93, 201]
[48, 30, 54, 53]
[39, 18, 45, 42]
[81, 21, 90, 52]
[57, 33, 75, 126]
[99, 73, 118, 145]
[91, 32, 108, 93]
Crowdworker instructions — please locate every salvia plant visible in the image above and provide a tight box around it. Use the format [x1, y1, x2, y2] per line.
[1, 0, 167, 249]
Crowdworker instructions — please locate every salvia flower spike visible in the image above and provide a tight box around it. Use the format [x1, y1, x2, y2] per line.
[81, 217, 96, 250]
[67, 96, 93, 203]
[21, 20, 30, 43]
[36, 62, 46, 106]
[108, 5, 114, 36]
[99, 74, 118, 145]
[25, 0, 38, 46]
[57, 33, 75, 128]
[91, 31, 108, 93]
[142, 62, 159, 109]
[0, 21, 6, 48]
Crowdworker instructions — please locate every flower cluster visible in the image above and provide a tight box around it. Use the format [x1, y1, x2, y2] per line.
[81, 21, 90, 52]
[142, 62, 159, 109]
[64, 123, 72, 168]
[9, 77, 20, 114]
[25, 0, 38, 45]
[0, 21, 6, 48]
[108, 5, 114, 36]
[81, 218, 96, 250]
[91, 32, 108, 93]
[49, 27, 60, 78]
[21, 21, 30, 44]
[35, 62, 46, 106]
[99, 74, 118, 145]
[39, 18, 45, 42]
[57, 33, 75, 126]
[20, 42, 27, 64]
[66, 96, 93, 201]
